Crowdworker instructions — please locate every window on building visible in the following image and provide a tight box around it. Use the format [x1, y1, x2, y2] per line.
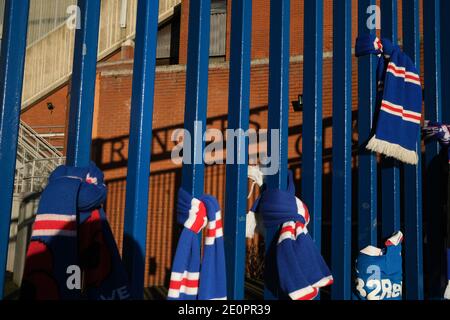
[0, 0, 6, 41]
[156, 4, 181, 66]
[156, 22, 174, 65]
[156, 0, 227, 66]
[210, 0, 227, 59]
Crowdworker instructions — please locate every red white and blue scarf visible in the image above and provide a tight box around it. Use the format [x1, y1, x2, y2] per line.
[247, 171, 333, 300]
[167, 188, 226, 300]
[20, 163, 130, 300]
[355, 35, 423, 165]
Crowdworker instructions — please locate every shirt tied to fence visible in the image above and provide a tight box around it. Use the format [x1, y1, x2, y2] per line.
[354, 232, 403, 301]
[167, 188, 227, 300]
[247, 171, 333, 300]
[21, 163, 130, 300]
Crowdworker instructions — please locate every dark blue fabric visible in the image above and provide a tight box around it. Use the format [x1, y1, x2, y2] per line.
[251, 171, 333, 299]
[254, 171, 306, 227]
[21, 163, 130, 300]
[168, 189, 227, 300]
[354, 238, 403, 300]
[355, 34, 422, 164]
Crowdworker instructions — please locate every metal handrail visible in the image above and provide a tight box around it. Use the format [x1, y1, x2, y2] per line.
[14, 121, 65, 194]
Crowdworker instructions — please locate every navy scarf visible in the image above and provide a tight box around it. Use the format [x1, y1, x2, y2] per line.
[167, 188, 227, 300]
[21, 163, 130, 300]
[355, 35, 422, 165]
[247, 171, 333, 300]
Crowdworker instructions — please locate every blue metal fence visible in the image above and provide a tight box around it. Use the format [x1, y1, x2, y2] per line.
[0, 0, 447, 300]
[331, 0, 352, 300]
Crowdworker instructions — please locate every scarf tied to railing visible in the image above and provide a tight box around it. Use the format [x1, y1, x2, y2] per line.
[247, 171, 333, 300]
[167, 188, 226, 300]
[21, 163, 130, 300]
[355, 34, 423, 165]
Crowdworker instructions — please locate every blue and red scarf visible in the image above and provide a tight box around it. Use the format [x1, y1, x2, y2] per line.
[355, 35, 423, 165]
[20, 163, 130, 300]
[422, 121, 450, 299]
[167, 188, 227, 300]
[247, 171, 333, 300]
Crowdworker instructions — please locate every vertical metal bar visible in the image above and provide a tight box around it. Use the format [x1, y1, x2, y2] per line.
[223, 0, 252, 300]
[265, 0, 290, 300]
[331, 0, 352, 300]
[0, 0, 30, 299]
[402, 0, 424, 300]
[65, 0, 101, 167]
[443, 0, 450, 123]
[302, 0, 323, 245]
[380, 0, 401, 239]
[423, 0, 443, 299]
[357, 0, 378, 249]
[180, 0, 211, 198]
[122, 0, 159, 300]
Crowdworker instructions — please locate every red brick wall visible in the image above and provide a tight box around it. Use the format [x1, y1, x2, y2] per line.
[20, 84, 70, 152]
[20, 0, 423, 288]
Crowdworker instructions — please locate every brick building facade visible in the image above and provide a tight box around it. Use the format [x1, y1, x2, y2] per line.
[20, 0, 421, 288]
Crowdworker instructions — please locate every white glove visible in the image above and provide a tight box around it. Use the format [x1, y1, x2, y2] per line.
[444, 281, 450, 300]
[246, 210, 257, 239]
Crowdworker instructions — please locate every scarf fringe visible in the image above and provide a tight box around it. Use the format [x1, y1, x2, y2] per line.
[367, 136, 418, 165]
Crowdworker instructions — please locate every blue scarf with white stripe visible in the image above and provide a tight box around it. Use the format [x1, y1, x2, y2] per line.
[167, 189, 227, 300]
[21, 163, 130, 300]
[248, 171, 333, 300]
[355, 35, 423, 165]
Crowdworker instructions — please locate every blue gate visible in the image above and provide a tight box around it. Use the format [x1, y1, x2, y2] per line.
[0, 0, 448, 300]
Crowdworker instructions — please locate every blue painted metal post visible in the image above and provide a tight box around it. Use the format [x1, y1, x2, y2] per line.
[402, 0, 424, 300]
[331, 0, 352, 300]
[265, 0, 290, 300]
[357, 0, 378, 249]
[122, 0, 160, 299]
[223, 0, 252, 300]
[380, 0, 401, 239]
[180, 0, 211, 198]
[423, 0, 443, 299]
[0, 0, 30, 299]
[441, 0, 450, 123]
[302, 0, 323, 246]
[65, 0, 101, 166]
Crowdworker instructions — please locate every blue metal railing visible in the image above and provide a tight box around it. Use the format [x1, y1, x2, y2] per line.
[223, 0, 252, 300]
[423, 0, 443, 299]
[1, 0, 446, 300]
[0, 0, 30, 299]
[357, 0, 378, 253]
[65, 0, 101, 167]
[122, 0, 160, 299]
[402, 0, 424, 300]
[331, 0, 352, 300]
[264, 0, 290, 300]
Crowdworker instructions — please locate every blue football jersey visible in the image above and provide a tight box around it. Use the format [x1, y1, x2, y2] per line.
[354, 231, 403, 300]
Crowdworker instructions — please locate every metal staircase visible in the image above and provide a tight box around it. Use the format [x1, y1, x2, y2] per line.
[8, 120, 65, 276]
[14, 120, 65, 195]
